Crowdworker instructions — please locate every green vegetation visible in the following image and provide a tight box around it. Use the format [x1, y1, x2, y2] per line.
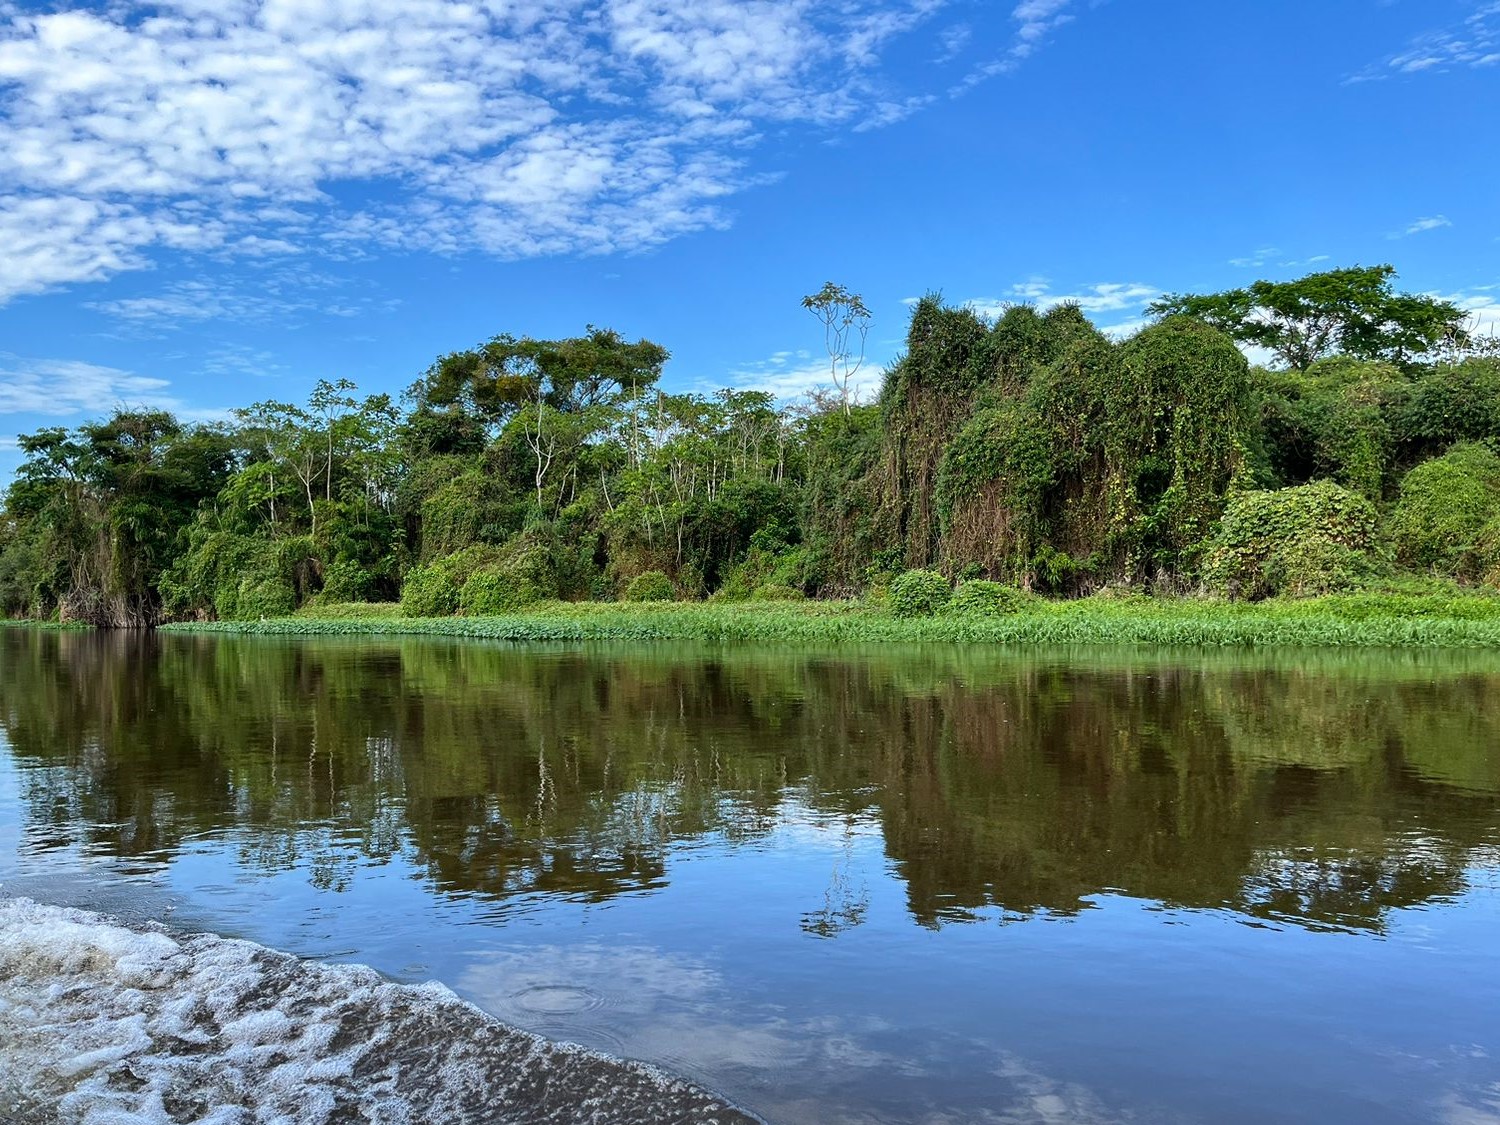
[1204, 481, 1381, 599]
[1386, 443, 1500, 578]
[160, 592, 1500, 648]
[1148, 264, 1467, 371]
[623, 570, 676, 602]
[4, 263, 1499, 637]
[888, 569, 951, 617]
[947, 579, 1031, 617]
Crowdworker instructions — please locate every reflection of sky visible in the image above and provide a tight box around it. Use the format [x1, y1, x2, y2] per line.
[4, 740, 1500, 1123]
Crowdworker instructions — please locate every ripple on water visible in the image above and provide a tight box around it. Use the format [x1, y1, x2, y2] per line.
[511, 983, 607, 1015]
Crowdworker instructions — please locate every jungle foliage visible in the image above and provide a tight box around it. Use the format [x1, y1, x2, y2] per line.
[4, 264, 1500, 627]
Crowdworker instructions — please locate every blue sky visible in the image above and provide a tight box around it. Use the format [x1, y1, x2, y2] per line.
[1, 0, 1497, 476]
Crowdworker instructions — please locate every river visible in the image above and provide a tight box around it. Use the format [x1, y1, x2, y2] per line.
[1, 629, 1497, 1123]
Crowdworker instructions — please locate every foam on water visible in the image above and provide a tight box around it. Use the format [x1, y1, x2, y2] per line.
[0, 897, 758, 1124]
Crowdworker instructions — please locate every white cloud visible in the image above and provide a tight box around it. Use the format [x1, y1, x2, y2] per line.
[87, 271, 393, 329]
[1399, 215, 1454, 237]
[0, 195, 225, 304]
[1229, 247, 1281, 269]
[951, 0, 1076, 91]
[934, 23, 972, 62]
[1229, 249, 1333, 271]
[963, 279, 1160, 336]
[717, 348, 883, 403]
[0, 356, 184, 416]
[197, 344, 289, 381]
[0, 0, 949, 305]
[1350, 2, 1500, 81]
[1446, 288, 1500, 343]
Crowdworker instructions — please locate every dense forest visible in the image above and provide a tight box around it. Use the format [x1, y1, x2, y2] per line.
[3, 264, 1499, 627]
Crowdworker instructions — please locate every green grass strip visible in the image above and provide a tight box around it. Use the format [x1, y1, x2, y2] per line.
[157, 595, 1500, 649]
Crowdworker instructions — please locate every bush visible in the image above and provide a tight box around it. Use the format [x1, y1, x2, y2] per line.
[624, 570, 676, 602]
[714, 542, 810, 602]
[233, 574, 296, 620]
[1386, 443, 1500, 578]
[946, 579, 1029, 617]
[319, 558, 375, 604]
[1205, 480, 1381, 599]
[457, 536, 560, 615]
[748, 583, 806, 601]
[1257, 359, 1405, 499]
[889, 569, 952, 617]
[1396, 359, 1500, 461]
[400, 564, 459, 617]
[459, 567, 544, 614]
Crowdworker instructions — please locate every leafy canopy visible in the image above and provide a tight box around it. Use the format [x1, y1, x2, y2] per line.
[1149, 265, 1467, 371]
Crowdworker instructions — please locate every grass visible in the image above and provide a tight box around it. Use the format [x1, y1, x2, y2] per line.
[156, 590, 1500, 649]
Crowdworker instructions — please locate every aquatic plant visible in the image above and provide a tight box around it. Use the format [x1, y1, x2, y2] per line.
[161, 594, 1500, 649]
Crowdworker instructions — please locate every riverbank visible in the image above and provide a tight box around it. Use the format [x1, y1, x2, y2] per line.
[154, 592, 1500, 648]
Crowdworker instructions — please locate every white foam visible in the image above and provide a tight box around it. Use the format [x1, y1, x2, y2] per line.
[0, 896, 757, 1124]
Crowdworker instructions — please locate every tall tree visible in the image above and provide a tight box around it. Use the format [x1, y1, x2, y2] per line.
[802, 282, 872, 416]
[1148, 265, 1467, 371]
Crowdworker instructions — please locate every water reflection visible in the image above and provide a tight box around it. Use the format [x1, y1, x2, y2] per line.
[2, 630, 1497, 935]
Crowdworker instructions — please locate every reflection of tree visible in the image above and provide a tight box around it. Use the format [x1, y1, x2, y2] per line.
[801, 819, 870, 938]
[1, 630, 1497, 934]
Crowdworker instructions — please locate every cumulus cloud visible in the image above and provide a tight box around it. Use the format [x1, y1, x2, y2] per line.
[0, 0, 948, 304]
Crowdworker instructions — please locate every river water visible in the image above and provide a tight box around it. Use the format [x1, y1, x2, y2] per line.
[1, 629, 1497, 1123]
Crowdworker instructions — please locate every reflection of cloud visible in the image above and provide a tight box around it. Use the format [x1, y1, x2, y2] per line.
[1441, 1080, 1500, 1124]
[456, 942, 1137, 1123]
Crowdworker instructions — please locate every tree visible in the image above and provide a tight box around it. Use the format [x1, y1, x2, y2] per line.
[1148, 265, 1467, 371]
[802, 282, 872, 415]
[418, 328, 668, 513]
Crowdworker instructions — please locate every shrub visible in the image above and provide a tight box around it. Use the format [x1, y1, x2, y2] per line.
[1386, 443, 1500, 578]
[233, 574, 296, 620]
[1396, 359, 1500, 461]
[1205, 480, 1381, 599]
[889, 569, 952, 617]
[400, 564, 459, 617]
[946, 579, 1029, 617]
[1256, 359, 1405, 499]
[458, 568, 545, 614]
[457, 536, 560, 615]
[319, 558, 375, 604]
[1478, 517, 1500, 590]
[714, 542, 810, 602]
[749, 583, 806, 601]
[624, 570, 676, 602]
